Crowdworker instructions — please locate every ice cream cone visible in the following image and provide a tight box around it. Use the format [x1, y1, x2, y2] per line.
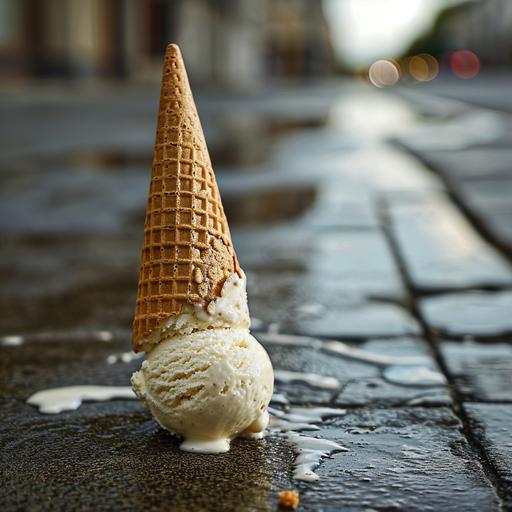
[132, 44, 240, 352]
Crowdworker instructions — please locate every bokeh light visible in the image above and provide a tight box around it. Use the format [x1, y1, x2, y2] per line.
[368, 59, 400, 88]
[408, 53, 439, 82]
[450, 50, 480, 79]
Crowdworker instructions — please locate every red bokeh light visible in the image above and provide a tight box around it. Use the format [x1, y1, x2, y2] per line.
[450, 50, 480, 79]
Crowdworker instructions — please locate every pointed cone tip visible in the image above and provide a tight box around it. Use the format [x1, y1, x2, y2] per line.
[165, 43, 181, 58]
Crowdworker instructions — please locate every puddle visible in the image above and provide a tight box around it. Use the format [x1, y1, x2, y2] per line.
[268, 405, 348, 481]
[286, 432, 348, 482]
[106, 351, 144, 364]
[222, 185, 316, 226]
[0, 330, 115, 344]
[27, 386, 136, 414]
[0, 335, 24, 347]
[5, 151, 152, 174]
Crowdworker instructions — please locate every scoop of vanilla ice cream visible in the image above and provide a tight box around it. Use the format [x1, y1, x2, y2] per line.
[132, 327, 273, 453]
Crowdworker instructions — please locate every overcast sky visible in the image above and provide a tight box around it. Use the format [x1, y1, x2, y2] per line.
[323, 0, 468, 67]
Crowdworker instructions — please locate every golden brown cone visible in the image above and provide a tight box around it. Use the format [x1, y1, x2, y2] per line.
[132, 44, 240, 352]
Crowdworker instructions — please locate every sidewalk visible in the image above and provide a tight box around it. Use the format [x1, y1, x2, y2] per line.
[1, 79, 511, 511]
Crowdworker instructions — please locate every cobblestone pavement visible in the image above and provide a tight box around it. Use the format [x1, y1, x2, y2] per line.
[1, 79, 511, 511]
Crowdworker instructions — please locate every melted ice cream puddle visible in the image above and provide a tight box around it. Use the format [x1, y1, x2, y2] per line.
[27, 331, 446, 481]
[268, 405, 348, 481]
[106, 351, 144, 364]
[274, 370, 340, 391]
[26, 385, 348, 482]
[1, 330, 114, 345]
[1, 335, 24, 347]
[27, 387, 286, 416]
[27, 386, 135, 414]
[286, 432, 348, 481]
[269, 406, 346, 432]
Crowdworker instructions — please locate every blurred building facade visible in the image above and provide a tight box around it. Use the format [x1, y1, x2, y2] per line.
[0, 0, 335, 87]
[409, 0, 512, 67]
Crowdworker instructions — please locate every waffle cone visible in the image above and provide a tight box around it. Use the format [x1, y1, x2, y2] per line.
[132, 44, 240, 351]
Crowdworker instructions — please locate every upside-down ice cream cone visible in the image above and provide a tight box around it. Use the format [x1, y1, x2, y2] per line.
[132, 43, 242, 353]
[131, 44, 274, 453]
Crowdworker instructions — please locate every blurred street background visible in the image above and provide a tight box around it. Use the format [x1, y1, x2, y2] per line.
[1, 1, 512, 510]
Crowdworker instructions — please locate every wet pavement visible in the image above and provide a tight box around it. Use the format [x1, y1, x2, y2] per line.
[1, 78, 512, 510]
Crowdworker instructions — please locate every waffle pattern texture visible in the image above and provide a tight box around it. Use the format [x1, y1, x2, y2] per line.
[132, 44, 240, 351]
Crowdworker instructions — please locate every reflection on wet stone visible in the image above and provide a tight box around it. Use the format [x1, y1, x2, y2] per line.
[420, 290, 512, 338]
[387, 195, 512, 291]
[441, 341, 512, 401]
[222, 184, 316, 226]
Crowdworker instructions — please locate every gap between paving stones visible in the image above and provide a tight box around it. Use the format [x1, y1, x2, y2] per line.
[377, 194, 508, 508]
[463, 400, 512, 510]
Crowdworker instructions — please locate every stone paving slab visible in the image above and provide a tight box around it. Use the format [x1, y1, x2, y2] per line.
[440, 341, 512, 402]
[396, 109, 507, 152]
[420, 290, 512, 338]
[0, 274, 136, 335]
[289, 301, 420, 339]
[407, 74, 512, 114]
[235, 227, 403, 301]
[0, 236, 139, 300]
[458, 180, 512, 216]
[408, 148, 512, 182]
[0, 336, 138, 401]
[0, 89, 194, 163]
[482, 214, 512, 255]
[296, 407, 500, 511]
[387, 195, 512, 291]
[234, 227, 421, 338]
[463, 403, 512, 507]
[402, 147, 512, 256]
[1, 399, 293, 512]
[302, 185, 379, 230]
[271, 128, 360, 166]
[0, 166, 148, 235]
[457, 179, 512, 253]
[245, 270, 418, 338]
[342, 145, 445, 197]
